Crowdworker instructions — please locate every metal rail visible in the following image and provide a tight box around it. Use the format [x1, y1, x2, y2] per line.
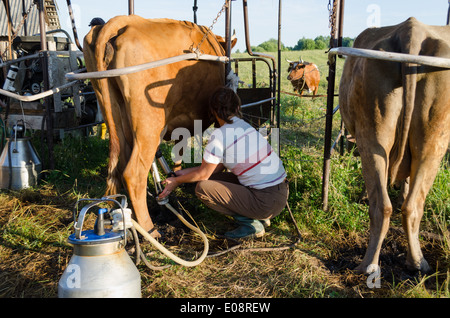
[329, 47, 450, 69]
[241, 97, 275, 109]
[0, 80, 79, 102]
[65, 53, 229, 80]
[0, 53, 40, 68]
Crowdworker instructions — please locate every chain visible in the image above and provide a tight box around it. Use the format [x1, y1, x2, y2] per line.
[327, 0, 339, 51]
[13, 1, 36, 38]
[1, 1, 36, 60]
[192, 1, 228, 54]
[328, 0, 332, 28]
[328, 0, 337, 39]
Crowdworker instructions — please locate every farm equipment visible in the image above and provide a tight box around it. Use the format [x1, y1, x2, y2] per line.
[0, 0, 100, 180]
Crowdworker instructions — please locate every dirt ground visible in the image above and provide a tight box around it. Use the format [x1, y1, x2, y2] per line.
[143, 197, 449, 298]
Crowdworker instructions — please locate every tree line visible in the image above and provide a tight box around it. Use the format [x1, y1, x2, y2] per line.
[236, 35, 354, 53]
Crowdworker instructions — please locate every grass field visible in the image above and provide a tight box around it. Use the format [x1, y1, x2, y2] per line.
[0, 50, 448, 299]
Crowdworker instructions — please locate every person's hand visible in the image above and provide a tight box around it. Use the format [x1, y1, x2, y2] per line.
[158, 177, 179, 199]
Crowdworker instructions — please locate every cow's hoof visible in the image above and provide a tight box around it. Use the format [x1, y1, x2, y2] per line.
[406, 258, 430, 274]
[148, 227, 162, 239]
[353, 263, 379, 275]
[353, 264, 368, 274]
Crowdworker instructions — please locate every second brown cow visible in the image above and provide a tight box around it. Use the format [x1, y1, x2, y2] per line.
[286, 58, 320, 96]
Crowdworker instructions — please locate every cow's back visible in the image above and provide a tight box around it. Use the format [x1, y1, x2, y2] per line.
[339, 17, 450, 182]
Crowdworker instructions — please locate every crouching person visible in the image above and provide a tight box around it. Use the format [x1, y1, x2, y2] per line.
[158, 87, 288, 239]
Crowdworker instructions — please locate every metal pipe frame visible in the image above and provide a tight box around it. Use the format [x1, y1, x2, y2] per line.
[447, 0, 450, 25]
[276, 0, 282, 146]
[0, 80, 79, 102]
[128, 0, 134, 15]
[241, 97, 276, 109]
[0, 52, 41, 68]
[225, 0, 232, 77]
[329, 47, 450, 69]
[321, 0, 343, 211]
[65, 53, 230, 81]
[242, 0, 276, 66]
[241, 0, 280, 133]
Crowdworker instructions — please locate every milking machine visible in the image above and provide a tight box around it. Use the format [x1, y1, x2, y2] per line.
[58, 153, 209, 298]
[58, 195, 141, 298]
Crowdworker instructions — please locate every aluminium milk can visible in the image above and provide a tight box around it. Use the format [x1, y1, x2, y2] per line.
[58, 201, 141, 298]
[0, 137, 42, 190]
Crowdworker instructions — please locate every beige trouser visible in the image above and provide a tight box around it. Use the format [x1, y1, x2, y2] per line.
[195, 172, 289, 220]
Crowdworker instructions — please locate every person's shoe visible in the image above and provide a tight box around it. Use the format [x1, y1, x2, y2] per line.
[225, 215, 265, 240]
[260, 218, 271, 228]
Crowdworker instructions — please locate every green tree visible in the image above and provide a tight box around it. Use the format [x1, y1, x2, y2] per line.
[293, 37, 316, 51]
[342, 37, 354, 47]
[260, 38, 281, 51]
[247, 35, 354, 52]
[314, 35, 329, 50]
[249, 38, 286, 52]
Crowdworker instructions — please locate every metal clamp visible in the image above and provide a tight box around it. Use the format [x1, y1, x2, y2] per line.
[73, 194, 128, 241]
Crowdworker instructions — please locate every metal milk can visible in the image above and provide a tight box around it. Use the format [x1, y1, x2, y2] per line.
[0, 124, 41, 190]
[58, 195, 141, 298]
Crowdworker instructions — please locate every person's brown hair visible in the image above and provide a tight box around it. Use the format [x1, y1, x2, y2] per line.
[208, 87, 242, 124]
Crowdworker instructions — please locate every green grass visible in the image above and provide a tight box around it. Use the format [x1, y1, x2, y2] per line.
[0, 50, 448, 298]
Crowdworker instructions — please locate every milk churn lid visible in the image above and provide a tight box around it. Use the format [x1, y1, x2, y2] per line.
[68, 229, 123, 245]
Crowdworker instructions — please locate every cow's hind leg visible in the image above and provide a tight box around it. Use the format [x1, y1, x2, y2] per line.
[401, 122, 448, 273]
[401, 171, 432, 273]
[355, 142, 393, 274]
[122, 139, 160, 235]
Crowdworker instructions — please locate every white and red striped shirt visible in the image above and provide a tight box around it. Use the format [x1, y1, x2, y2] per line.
[203, 117, 286, 189]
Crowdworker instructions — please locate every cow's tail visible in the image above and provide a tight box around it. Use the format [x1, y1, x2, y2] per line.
[389, 31, 419, 184]
[94, 16, 133, 195]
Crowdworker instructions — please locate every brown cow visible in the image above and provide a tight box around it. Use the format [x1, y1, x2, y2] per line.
[83, 15, 235, 235]
[339, 17, 450, 273]
[286, 58, 320, 96]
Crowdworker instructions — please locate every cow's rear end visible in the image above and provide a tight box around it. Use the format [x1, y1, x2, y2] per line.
[339, 17, 450, 273]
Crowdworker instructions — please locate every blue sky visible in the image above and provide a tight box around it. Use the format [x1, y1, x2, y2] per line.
[55, 0, 449, 52]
